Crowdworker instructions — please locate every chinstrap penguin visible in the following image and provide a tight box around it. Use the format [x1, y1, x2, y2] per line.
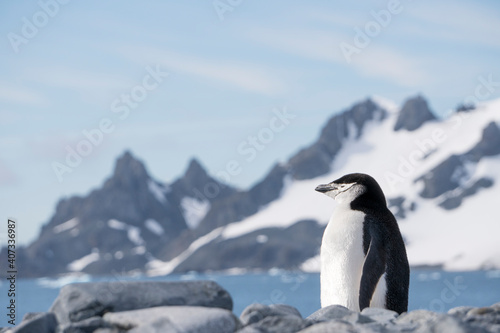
[315, 173, 409, 314]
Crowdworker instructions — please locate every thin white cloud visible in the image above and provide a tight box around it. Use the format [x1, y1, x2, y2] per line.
[0, 83, 48, 106]
[26, 66, 133, 91]
[301, 6, 369, 28]
[0, 160, 18, 186]
[161, 54, 286, 96]
[117, 46, 287, 96]
[352, 45, 430, 87]
[245, 24, 430, 87]
[246, 25, 347, 63]
[407, 1, 500, 48]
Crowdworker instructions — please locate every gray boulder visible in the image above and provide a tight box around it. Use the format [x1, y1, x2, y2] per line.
[49, 280, 232, 325]
[463, 306, 500, 332]
[242, 315, 307, 333]
[240, 303, 302, 326]
[58, 316, 111, 333]
[360, 307, 399, 324]
[296, 321, 357, 333]
[8, 312, 57, 333]
[307, 305, 373, 325]
[239, 303, 307, 333]
[448, 306, 475, 318]
[103, 306, 239, 333]
[396, 310, 468, 332]
[92, 329, 121, 333]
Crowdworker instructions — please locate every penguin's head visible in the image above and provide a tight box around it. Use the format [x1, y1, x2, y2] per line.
[315, 173, 385, 205]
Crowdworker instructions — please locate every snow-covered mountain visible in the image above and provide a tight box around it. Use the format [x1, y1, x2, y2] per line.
[150, 95, 500, 274]
[4, 95, 500, 277]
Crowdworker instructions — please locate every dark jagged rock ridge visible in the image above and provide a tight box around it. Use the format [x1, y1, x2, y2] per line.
[0, 152, 236, 278]
[195, 163, 290, 237]
[173, 219, 324, 273]
[5, 280, 500, 333]
[22, 151, 186, 277]
[160, 162, 291, 263]
[170, 158, 237, 205]
[394, 95, 437, 132]
[439, 177, 494, 210]
[288, 98, 386, 180]
[418, 121, 500, 201]
[387, 196, 417, 219]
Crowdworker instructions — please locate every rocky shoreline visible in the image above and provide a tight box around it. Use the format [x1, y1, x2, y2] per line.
[2, 280, 499, 333]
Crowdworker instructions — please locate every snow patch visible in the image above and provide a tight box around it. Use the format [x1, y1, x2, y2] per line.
[222, 267, 248, 275]
[222, 176, 334, 240]
[145, 219, 164, 236]
[371, 95, 399, 114]
[67, 249, 100, 272]
[450, 160, 476, 187]
[181, 197, 211, 229]
[148, 180, 169, 204]
[146, 228, 222, 276]
[256, 235, 268, 243]
[132, 246, 146, 255]
[301, 255, 321, 273]
[108, 219, 127, 230]
[127, 226, 144, 246]
[37, 274, 91, 289]
[53, 218, 79, 234]
[107, 219, 144, 245]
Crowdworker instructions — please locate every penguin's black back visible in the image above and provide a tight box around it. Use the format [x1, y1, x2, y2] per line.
[342, 174, 409, 314]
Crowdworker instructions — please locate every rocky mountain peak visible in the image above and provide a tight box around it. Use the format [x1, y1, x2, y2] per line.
[467, 121, 500, 160]
[175, 158, 211, 192]
[183, 158, 209, 185]
[171, 158, 236, 205]
[289, 98, 385, 180]
[394, 95, 436, 131]
[107, 150, 150, 189]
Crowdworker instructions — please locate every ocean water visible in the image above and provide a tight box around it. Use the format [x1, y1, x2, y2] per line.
[1, 269, 500, 327]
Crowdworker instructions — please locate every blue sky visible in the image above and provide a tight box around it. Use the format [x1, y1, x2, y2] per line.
[1, 0, 499, 245]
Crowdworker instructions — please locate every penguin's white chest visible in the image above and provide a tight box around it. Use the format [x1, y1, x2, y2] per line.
[320, 206, 365, 310]
[320, 205, 386, 311]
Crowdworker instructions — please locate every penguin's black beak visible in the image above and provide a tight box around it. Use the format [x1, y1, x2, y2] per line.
[315, 183, 337, 193]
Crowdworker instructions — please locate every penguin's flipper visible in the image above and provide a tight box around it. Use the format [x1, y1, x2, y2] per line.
[359, 235, 386, 311]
